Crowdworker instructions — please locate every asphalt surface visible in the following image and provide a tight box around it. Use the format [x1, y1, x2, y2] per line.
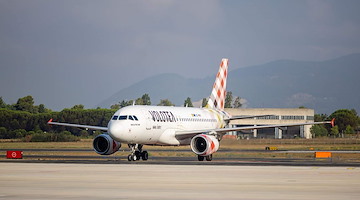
[1, 163, 359, 200]
[1, 149, 360, 167]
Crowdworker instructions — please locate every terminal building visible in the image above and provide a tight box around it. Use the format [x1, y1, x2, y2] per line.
[224, 108, 315, 139]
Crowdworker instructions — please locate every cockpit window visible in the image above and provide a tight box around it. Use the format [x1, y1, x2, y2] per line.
[118, 115, 127, 120]
[115, 115, 139, 121]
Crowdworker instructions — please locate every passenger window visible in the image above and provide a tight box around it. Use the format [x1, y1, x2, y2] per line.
[133, 116, 138, 121]
[119, 115, 127, 120]
[112, 115, 118, 120]
[129, 116, 134, 120]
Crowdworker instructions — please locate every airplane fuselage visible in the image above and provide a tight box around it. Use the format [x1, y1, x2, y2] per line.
[108, 105, 229, 146]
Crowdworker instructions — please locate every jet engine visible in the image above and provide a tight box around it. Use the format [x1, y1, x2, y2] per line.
[190, 134, 219, 156]
[93, 134, 121, 155]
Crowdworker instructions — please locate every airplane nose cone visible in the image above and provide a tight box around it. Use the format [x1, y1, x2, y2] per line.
[108, 123, 123, 141]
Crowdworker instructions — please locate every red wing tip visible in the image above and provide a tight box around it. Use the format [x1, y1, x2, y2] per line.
[330, 118, 335, 127]
[48, 118, 53, 123]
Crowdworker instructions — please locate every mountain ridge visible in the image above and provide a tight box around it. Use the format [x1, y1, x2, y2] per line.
[97, 53, 360, 114]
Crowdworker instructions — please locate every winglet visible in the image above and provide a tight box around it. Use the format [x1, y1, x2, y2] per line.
[330, 118, 335, 127]
[48, 118, 53, 124]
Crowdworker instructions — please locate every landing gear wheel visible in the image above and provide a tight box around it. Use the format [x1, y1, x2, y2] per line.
[135, 151, 141, 160]
[132, 154, 138, 161]
[141, 151, 148, 161]
[127, 144, 149, 161]
[198, 155, 205, 161]
[128, 154, 138, 161]
[206, 154, 213, 161]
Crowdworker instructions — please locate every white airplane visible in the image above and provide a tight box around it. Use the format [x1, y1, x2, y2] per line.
[48, 58, 334, 161]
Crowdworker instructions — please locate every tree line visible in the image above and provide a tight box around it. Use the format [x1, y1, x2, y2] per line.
[109, 92, 243, 109]
[0, 95, 359, 141]
[311, 109, 360, 138]
[0, 96, 115, 141]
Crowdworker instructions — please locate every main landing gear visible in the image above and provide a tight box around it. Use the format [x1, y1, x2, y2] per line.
[127, 144, 148, 161]
[198, 154, 213, 161]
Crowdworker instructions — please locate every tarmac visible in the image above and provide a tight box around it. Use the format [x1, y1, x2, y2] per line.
[2, 148, 360, 167]
[0, 162, 359, 200]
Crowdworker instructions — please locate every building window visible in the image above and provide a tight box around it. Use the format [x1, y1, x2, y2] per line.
[281, 116, 304, 120]
[306, 116, 314, 120]
[257, 115, 280, 120]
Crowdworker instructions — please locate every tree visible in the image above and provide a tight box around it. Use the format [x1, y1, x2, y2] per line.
[330, 125, 339, 137]
[0, 127, 7, 139]
[233, 97, 242, 108]
[79, 130, 89, 137]
[15, 95, 35, 113]
[314, 114, 328, 122]
[119, 100, 127, 107]
[135, 98, 143, 105]
[202, 98, 208, 108]
[157, 99, 174, 106]
[141, 94, 151, 105]
[310, 124, 328, 138]
[344, 125, 355, 135]
[71, 104, 84, 110]
[0, 97, 6, 108]
[184, 97, 193, 107]
[328, 109, 359, 133]
[225, 91, 233, 108]
[12, 129, 27, 138]
[38, 104, 46, 113]
[110, 104, 120, 110]
[119, 100, 134, 107]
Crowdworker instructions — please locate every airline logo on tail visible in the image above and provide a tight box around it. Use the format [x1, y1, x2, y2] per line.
[207, 58, 228, 111]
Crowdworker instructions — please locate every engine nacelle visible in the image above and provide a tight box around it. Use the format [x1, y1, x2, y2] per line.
[190, 134, 219, 156]
[93, 134, 121, 155]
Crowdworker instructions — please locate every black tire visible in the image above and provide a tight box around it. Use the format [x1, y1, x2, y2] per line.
[206, 154, 212, 161]
[134, 151, 141, 161]
[198, 155, 205, 161]
[135, 150, 141, 156]
[127, 154, 132, 161]
[141, 151, 149, 161]
[132, 154, 138, 161]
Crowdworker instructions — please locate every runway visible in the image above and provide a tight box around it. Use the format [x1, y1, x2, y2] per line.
[0, 162, 359, 200]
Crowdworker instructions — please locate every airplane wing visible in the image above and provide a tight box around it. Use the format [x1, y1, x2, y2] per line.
[225, 115, 276, 121]
[47, 119, 108, 131]
[175, 119, 334, 140]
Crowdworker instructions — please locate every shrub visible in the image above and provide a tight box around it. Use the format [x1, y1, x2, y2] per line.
[27, 131, 80, 142]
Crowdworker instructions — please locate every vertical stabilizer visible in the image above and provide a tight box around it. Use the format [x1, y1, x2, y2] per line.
[206, 58, 229, 110]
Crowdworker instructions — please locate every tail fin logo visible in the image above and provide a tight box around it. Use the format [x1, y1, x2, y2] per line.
[207, 58, 228, 110]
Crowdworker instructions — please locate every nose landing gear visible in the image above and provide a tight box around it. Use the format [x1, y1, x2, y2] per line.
[127, 144, 148, 161]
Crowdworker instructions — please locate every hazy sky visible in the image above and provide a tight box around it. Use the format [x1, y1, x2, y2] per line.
[1, 0, 360, 110]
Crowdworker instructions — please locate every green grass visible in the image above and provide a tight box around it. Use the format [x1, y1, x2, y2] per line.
[2, 138, 360, 150]
[1, 138, 360, 162]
